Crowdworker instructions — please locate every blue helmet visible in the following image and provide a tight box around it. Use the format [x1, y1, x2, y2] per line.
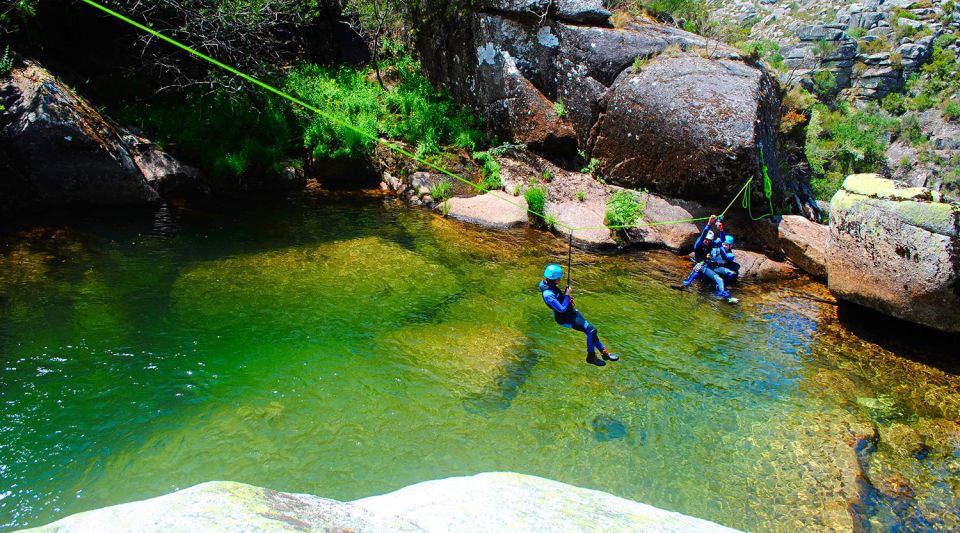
[543, 264, 563, 280]
[724, 235, 734, 245]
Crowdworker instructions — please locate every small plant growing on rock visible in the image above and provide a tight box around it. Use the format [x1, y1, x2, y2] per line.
[541, 169, 553, 182]
[525, 186, 546, 220]
[605, 191, 645, 229]
[662, 44, 682, 58]
[631, 54, 649, 73]
[512, 184, 521, 196]
[577, 190, 585, 202]
[611, 11, 630, 29]
[943, 101, 960, 122]
[430, 181, 452, 202]
[473, 151, 503, 191]
[580, 158, 601, 176]
[0, 47, 12, 76]
[553, 99, 567, 118]
[441, 200, 451, 217]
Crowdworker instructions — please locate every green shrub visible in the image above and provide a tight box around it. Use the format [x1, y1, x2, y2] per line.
[542, 169, 553, 182]
[524, 186, 546, 219]
[286, 57, 488, 161]
[811, 70, 837, 97]
[811, 171, 845, 202]
[858, 38, 891, 54]
[805, 103, 897, 200]
[907, 91, 936, 111]
[605, 190, 645, 228]
[581, 157, 601, 176]
[631, 54, 650, 73]
[736, 39, 783, 69]
[898, 113, 925, 144]
[473, 151, 502, 191]
[430, 181, 452, 202]
[943, 101, 960, 122]
[577, 190, 585, 202]
[116, 86, 299, 183]
[0, 46, 12, 76]
[553, 99, 566, 118]
[882, 93, 907, 115]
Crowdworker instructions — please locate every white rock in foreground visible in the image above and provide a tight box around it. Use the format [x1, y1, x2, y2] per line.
[356, 472, 742, 533]
[23, 472, 741, 532]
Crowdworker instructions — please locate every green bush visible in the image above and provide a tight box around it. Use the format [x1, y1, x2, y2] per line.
[943, 101, 960, 122]
[430, 181, 452, 201]
[116, 86, 299, 183]
[581, 158, 601, 176]
[882, 93, 907, 115]
[286, 57, 487, 161]
[811, 70, 837, 97]
[0, 46, 11, 76]
[553, 99, 566, 118]
[473, 151, 502, 191]
[805, 103, 897, 200]
[542, 169, 553, 182]
[898, 113, 925, 144]
[605, 190, 645, 228]
[524, 186, 546, 219]
[577, 190, 585, 202]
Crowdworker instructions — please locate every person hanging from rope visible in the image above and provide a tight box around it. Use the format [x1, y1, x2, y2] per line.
[538, 264, 619, 367]
[678, 215, 733, 299]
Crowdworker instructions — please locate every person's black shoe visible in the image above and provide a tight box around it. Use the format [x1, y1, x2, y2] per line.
[601, 349, 619, 362]
[586, 352, 606, 366]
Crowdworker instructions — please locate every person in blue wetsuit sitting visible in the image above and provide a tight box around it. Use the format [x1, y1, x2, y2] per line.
[679, 214, 732, 299]
[710, 235, 739, 286]
[538, 264, 619, 367]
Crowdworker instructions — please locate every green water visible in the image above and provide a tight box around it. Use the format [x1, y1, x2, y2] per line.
[1, 191, 958, 532]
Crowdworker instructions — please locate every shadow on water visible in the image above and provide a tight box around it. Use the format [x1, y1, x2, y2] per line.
[836, 303, 960, 375]
[461, 342, 543, 415]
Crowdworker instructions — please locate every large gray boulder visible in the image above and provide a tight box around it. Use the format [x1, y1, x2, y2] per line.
[0, 61, 160, 210]
[414, 2, 809, 210]
[826, 174, 960, 333]
[591, 54, 787, 207]
[25, 473, 742, 532]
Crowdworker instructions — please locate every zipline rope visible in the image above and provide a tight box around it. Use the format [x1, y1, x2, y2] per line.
[80, 0, 775, 238]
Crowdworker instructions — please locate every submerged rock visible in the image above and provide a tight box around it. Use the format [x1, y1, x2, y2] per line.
[825, 174, 960, 333]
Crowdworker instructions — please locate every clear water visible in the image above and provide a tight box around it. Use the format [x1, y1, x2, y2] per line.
[1, 191, 958, 532]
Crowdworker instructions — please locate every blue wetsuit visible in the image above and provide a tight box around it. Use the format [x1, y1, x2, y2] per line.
[709, 245, 739, 283]
[681, 223, 726, 295]
[538, 280, 606, 355]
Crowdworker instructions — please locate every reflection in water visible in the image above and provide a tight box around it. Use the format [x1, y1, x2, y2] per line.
[0, 191, 958, 532]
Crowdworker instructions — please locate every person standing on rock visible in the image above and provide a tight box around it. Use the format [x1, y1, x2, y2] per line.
[679, 215, 732, 299]
[538, 264, 619, 367]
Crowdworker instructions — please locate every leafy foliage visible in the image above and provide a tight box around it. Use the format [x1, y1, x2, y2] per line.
[0, 46, 12, 76]
[472, 151, 502, 191]
[943, 101, 960, 122]
[805, 103, 896, 200]
[605, 191, 646, 228]
[524, 186, 546, 219]
[117, 86, 300, 184]
[286, 57, 487, 161]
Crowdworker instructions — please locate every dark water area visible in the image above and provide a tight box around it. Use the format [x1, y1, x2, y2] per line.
[1, 190, 958, 531]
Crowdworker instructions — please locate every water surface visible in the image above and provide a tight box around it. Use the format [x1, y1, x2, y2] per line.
[1, 191, 958, 531]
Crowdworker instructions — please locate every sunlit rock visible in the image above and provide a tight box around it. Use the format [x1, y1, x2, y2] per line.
[826, 174, 960, 333]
